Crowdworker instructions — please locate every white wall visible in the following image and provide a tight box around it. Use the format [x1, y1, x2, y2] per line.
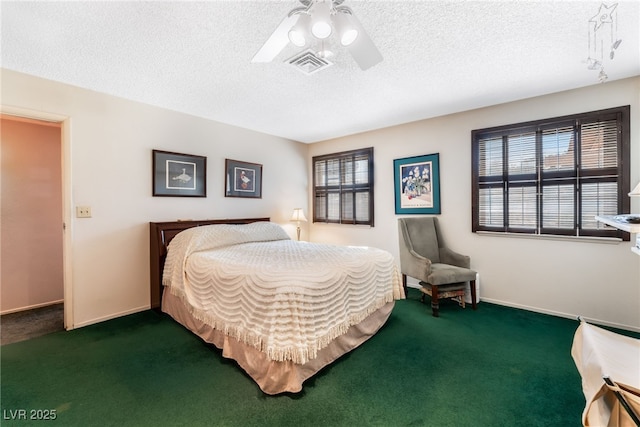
[308, 77, 640, 331]
[3, 68, 638, 331]
[1, 69, 308, 329]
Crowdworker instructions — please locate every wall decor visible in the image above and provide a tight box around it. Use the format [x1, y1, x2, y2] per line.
[393, 153, 441, 214]
[152, 149, 206, 197]
[225, 158, 263, 198]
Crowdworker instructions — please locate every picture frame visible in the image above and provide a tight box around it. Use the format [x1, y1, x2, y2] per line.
[393, 153, 441, 214]
[225, 159, 263, 198]
[152, 149, 206, 197]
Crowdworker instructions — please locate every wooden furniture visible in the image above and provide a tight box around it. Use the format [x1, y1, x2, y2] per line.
[419, 281, 467, 310]
[149, 217, 269, 309]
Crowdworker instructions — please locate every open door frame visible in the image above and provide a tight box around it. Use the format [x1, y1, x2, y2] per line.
[1, 105, 74, 330]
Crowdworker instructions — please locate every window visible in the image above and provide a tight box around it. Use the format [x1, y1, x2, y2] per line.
[472, 106, 630, 240]
[313, 147, 374, 226]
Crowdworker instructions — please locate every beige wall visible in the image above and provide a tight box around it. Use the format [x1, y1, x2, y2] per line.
[2, 67, 638, 332]
[1, 116, 63, 313]
[1, 69, 308, 328]
[308, 77, 640, 331]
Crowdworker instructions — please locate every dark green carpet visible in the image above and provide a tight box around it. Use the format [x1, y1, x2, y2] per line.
[1, 289, 610, 426]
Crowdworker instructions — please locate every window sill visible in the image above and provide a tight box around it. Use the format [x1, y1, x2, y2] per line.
[476, 231, 622, 244]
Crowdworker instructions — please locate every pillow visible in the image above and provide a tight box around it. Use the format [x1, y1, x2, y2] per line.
[163, 222, 290, 288]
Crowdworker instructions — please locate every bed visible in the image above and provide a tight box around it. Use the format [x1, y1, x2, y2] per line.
[149, 218, 404, 394]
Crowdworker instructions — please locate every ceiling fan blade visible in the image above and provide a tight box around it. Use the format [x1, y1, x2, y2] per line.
[251, 14, 299, 63]
[345, 14, 383, 70]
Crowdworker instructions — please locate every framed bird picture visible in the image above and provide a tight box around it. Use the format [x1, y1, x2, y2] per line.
[152, 149, 206, 197]
[224, 158, 263, 198]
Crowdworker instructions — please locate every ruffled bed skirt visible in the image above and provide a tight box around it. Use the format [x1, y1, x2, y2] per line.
[162, 289, 395, 395]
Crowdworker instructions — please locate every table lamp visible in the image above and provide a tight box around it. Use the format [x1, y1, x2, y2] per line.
[290, 208, 307, 241]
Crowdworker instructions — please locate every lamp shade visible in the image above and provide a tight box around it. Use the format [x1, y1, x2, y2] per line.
[334, 11, 358, 46]
[630, 182, 640, 197]
[290, 208, 308, 222]
[288, 13, 310, 47]
[310, 1, 332, 39]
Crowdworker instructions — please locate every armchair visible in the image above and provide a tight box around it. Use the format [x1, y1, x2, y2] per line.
[398, 217, 477, 317]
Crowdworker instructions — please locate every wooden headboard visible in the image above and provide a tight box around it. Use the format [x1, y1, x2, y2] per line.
[149, 217, 270, 309]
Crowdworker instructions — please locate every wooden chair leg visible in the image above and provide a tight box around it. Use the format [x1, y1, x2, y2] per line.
[402, 274, 407, 298]
[431, 285, 440, 317]
[469, 280, 477, 310]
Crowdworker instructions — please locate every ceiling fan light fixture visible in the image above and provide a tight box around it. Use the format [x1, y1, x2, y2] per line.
[253, 0, 382, 72]
[310, 1, 333, 39]
[334, 11, 358, 46]
[288, 13, 310, 47]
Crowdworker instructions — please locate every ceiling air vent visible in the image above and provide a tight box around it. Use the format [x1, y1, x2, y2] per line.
[287, 50, 333, 75]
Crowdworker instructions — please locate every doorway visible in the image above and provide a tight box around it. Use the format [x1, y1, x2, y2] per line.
[1, 111, 70, 337]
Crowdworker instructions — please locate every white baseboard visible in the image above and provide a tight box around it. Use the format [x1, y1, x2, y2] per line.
[70, 305, 149, 330]
[480, 297, 640, 333]
[0, 299, 64, 316]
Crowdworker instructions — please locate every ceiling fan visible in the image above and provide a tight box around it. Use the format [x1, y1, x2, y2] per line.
[251, 0, 383, 71]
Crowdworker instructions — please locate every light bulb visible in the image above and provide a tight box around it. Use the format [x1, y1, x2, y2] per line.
[289, 30, 305, 47]
[312, 21, 332, 39]
[288, 13, 310, 47]
[341, 28, 358, 46]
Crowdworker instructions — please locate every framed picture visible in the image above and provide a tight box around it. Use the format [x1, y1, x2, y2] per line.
[393, 153, 441, 214]
[225, 159, 262, 198]
[152, 149, 206, 197]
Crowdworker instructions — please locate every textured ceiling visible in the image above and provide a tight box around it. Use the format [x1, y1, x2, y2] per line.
[2, 1, 639, 143]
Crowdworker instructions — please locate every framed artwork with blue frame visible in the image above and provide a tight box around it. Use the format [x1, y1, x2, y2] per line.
[393, 153, 441, 214]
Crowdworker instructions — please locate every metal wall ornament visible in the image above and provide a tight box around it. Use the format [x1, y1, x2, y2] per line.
[587, 2, 622, 83]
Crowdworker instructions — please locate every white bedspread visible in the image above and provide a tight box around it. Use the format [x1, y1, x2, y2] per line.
[163, 222, 403, 364]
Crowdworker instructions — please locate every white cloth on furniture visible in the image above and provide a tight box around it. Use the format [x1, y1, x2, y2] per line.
[571, 320, 640, 426]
